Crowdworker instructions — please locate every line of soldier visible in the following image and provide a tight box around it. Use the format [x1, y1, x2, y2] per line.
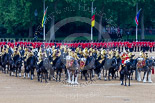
[0, 41, 155, 53]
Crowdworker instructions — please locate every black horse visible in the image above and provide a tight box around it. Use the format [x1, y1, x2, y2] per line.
[60, 51, 68, 80]
[120, 61, 133, 86]
[52, 56, 64, 82]
[8, 48, 15, 76]
[114, 56, 122, 78]
[8, 56, 14, 76]
[13, 54, 22, 77]
[37, 55, 54, 83]
[2, 53, 9, 73]
[81, 55, 95, 81]
[37, 57, 48, 82]
[24, 55, 38, 80]
[129, 57, 137, 80]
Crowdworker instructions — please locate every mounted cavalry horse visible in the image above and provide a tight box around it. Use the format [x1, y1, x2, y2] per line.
[24, 50, 38, 80]
[80, 54, 95, 81]
[103, 51, 117, 81]
[120, 59, 133, 86]
[51, 49, 64, 82]
[37, 48, 53, 82]
[13, 51, 23, 77]
[37, 56, 49, 82]
[8, 48, 15, 76]
[129, 54, 137, 80]
[1, 48, 10, 74]
[66, 50, 80, 84]
[93, 53, 105, 80]
[80, 48, 98, 81]
[136, 57, 154, 83]
[119, 52, 133, 86]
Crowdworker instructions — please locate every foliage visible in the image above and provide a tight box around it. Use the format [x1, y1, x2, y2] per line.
[0, 0, 154, 37]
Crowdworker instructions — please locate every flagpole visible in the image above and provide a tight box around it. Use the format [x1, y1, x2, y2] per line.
[136, 3, 138, 42]
[136, 25, 138, 42]
[91, 2, 93, 41]
[43, 0, 45, 42]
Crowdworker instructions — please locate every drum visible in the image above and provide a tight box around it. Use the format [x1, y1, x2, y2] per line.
[66, 56, 74, 68]
[80, 58, 86, 70]
[137, 58, 146, 69]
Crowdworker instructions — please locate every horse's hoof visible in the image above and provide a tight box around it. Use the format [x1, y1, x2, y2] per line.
[53, 78, 56, 81]
[67, 81, 71, 84]
[74, 82, 79, 85]
[71, 82, 74, 85]
[121, 82, 123, 85]
[49, 77, 51, 81]
[143, 80, 147, 83]
[148, 80, 152, 83]
[128, 85, 130, 86]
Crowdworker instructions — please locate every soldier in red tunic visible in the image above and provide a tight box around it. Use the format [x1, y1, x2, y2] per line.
[149, 41, 152, 52]
[119, 50, 129, 85]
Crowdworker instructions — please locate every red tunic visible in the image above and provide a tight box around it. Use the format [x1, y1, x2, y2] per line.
[149, 42, 153, 48]
[121, 54, 129, 65]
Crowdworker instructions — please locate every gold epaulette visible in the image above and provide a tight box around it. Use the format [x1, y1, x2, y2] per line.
[74, 53, 79, 60]
[99, 59, 104, 64]
[6, 49, 8, 53]
[101, 55, 105, 59]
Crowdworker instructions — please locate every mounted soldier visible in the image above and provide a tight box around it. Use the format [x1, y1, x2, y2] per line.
[1, 43, 9, 73]
[119, 49, 130, 85]
[24, 46, 37, 80]
[13, 45, 22, 77]
[66, 49, 80, 84]
[136, 52, 153, 83]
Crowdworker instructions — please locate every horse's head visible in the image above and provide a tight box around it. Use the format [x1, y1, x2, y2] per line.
[8, 48, 14, 55]
[15, 57, 22, 67]
[20, 50, 25, 57]
[4, 53, 9, 63]
[146, 58, 154, 68]
[43, 57, 49, 65]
